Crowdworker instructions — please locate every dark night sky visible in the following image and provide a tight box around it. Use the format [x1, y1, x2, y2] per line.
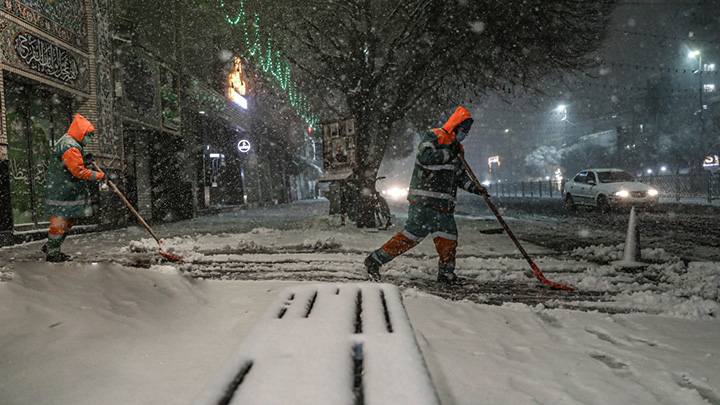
[377, 1, 719, 186]
[458, 0, 720, 181]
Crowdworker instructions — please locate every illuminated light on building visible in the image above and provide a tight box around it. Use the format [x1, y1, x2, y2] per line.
[228, 90, 248, 109]
[488, 156, 500, 172]
[703, 155, 719, 168]
[228, 56, 249, 109]
[237, 139, 251, 153]
[220, 1, 318, 126]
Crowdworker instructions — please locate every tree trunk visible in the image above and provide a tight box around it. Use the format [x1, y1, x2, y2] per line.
[354, 119, 392, 228]
[355, 175, 377, 228]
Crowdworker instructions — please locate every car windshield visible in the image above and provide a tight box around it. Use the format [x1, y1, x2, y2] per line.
[597, 171, 634, 183]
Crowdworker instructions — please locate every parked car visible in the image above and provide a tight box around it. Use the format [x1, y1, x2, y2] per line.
[563, 168, 659, 212]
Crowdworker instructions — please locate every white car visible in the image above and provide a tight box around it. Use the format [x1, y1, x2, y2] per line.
[563, 168, 659, 212]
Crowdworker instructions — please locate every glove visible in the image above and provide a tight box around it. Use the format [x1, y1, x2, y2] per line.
[448, 141, 464, 157]
[472, 184, 489, 196]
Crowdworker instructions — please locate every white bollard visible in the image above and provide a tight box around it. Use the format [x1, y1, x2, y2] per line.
[611, 207, 649, 270]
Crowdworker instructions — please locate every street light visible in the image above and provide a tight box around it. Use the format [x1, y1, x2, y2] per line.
[688, 50, 705, 136]
[555, 104, 576, 149]
[556, 104, 577, 126]
[556, 105, 567, 121]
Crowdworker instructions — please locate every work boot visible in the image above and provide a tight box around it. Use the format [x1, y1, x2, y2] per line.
[364, 256, 381, 282]
[437, 271, 458, 285]
[46, 252, 72, 263]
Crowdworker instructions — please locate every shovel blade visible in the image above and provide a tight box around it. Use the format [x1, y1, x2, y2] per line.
[158, 248, 184, 262]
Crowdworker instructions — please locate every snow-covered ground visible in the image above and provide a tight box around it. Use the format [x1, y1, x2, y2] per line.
[1, 200, 719, 404]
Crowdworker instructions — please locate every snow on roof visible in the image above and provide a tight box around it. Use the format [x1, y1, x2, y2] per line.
[582, 168, 627, 172]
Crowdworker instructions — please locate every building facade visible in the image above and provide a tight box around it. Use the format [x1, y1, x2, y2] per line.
[0, 0, 116, 245]
[0, 1, 312, 247]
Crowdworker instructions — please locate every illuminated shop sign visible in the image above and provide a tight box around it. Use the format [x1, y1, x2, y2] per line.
[237, 139, 251, 153]
[488, 156, 500, 171]
[227, 56, 248, 109]
[704, 155, 719, 168]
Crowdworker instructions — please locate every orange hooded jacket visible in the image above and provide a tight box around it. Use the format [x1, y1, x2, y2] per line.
[61, 114, 103, 181]
[407, 106, 478, 210]
[430, 106, 474, 147]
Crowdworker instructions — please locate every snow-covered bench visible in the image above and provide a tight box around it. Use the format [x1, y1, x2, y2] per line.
[194, 283, 439, 405]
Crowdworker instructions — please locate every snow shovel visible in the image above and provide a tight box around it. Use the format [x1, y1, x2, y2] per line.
[92, 162, 184, 263]
[458, 155, 573, 291]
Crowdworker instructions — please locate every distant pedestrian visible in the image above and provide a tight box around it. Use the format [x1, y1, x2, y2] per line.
[364, 106, 487, 284]
[42, 114, 105, 262]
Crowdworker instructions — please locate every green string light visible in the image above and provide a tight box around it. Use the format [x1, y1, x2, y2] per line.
[220, 0, 318, 127]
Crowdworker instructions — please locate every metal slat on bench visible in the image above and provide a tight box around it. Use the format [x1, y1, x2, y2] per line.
[194, 283, 439, 405]
[361, 286, 439, 404]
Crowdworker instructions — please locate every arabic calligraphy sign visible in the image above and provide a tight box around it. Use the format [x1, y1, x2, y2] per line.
[0, 18, 90, 93]
[14, 31, 79, 83]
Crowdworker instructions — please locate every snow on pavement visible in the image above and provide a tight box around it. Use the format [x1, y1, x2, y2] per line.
[1, 200, 719, 404]
[116, 214, 720, 317]
[407, 293, 720, 405]
[1, 263, 718, 404]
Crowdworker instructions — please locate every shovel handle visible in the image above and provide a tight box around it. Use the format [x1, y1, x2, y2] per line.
[458, 155, 573, 291]
[457, 155, 532, 261]
[92, 162, 161, 243]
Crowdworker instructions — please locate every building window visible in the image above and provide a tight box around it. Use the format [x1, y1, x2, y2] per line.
[703, 63, 715, 72]
[703, 84, 715, 93]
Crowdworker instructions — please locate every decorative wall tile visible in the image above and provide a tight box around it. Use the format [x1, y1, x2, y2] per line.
[92, 0, 116, 154]
[0, 0, 88, 50]
[0, 17, 90, 93]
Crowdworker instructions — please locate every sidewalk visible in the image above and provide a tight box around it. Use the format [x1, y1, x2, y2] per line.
[1, 199, 718, 405]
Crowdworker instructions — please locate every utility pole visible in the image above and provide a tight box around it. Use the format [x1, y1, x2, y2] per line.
[689, 50, 706, 157]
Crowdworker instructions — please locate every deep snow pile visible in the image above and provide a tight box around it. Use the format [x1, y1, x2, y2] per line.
[1, 262, 719, 405]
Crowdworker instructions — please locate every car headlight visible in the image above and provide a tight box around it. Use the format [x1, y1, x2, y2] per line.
[647, 189, 658, 197]
[386, 187, 408, 199]
[613, 190, 630, 198]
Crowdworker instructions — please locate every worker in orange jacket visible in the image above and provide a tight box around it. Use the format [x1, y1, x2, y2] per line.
[365, 106, 487, 284]
[42, 114, 105, 262]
